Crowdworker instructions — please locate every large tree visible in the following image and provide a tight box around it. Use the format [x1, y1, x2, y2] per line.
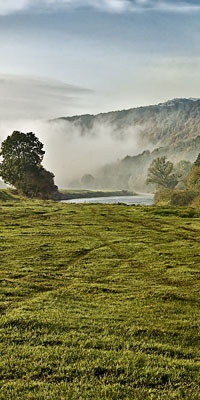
[146, 156, 178, 189]
[0, 131, 58, 199]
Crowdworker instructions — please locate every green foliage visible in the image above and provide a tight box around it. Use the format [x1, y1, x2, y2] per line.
[15, 165, 58, 199]
[155, 159, 200, 207]
[0, 131, 45, 186]
[186, 156, 200, 193]
[147, 156, 178, 189]
[154, 189, 173, 205]
[0, 131, 58, 199]
[187, 166, 200, 191]
[1, 201, 200, 399]
[169, 190, 197, 206]
[155, 189, 197, 206]
[190, 194, 200, 208]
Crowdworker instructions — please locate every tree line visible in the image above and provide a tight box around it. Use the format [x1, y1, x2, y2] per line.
[146, 154, 200, 206]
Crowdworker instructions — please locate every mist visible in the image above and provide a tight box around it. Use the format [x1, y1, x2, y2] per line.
[0, 118, 147, 189]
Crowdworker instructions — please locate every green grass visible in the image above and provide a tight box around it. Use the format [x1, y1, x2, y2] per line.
[0, 201, 200, 399]
[0, 189, 20, 201]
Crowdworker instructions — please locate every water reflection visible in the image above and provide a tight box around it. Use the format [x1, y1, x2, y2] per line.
[62, 194, 154, 206]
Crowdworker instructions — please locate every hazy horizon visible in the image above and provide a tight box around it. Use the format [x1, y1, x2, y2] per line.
[0, 1, 200, 118]
[1, 0, 200, 188]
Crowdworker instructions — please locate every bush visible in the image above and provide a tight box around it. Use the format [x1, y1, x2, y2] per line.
[170, 190, 197, 206]
[154, 189, 174, 205]
[190, 194, 200, 208]
[187, 166, 200, 191]
[155, 189, 197, 206]
[16, 166, 58, 200]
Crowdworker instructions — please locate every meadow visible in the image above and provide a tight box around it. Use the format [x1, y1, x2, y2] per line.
[0, 198, 200, 399]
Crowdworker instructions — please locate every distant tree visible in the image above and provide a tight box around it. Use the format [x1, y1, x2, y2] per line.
[174, 160, 192, 189]
[174, 160, 192, 179]
[146, 156, 178, 189]
[0, 131, 58, 199]
[81, 174, 95, 189]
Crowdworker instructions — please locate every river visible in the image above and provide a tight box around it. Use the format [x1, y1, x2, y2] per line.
[61, 193, 154, 206]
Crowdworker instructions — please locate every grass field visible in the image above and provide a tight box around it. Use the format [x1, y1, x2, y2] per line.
[0, 200, 200, 399]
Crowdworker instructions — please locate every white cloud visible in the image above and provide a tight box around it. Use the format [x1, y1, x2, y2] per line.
[0, 0, 199, 15]
[0, 0, 30, 15]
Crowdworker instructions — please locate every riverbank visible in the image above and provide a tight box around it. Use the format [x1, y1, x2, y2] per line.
[0, 188, 138, 202]
[59, 189, 137, 200]
[58, 189, 136, 200]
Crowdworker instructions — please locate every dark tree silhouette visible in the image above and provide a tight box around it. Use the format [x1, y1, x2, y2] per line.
[0, 131, 58, 199]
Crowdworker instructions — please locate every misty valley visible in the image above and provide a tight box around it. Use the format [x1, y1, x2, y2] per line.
[1, 99, 200, 400]
[1, 97, 200, 195]
[1, 1, 200, 398]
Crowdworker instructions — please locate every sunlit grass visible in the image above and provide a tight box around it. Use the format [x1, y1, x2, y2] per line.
[0, 200, 200, 399]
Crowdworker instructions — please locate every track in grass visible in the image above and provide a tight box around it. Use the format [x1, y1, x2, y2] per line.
[0, 201, 200, 399]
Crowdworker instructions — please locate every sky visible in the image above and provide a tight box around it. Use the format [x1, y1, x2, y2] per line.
[0, 0, 200, 118]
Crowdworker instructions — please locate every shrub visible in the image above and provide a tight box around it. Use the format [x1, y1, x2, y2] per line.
[170, 190, 197, 206]
[155, 189, 197, 206]
[190, 194, 200, 208]
[187, 166, 200, 192]
[154, 189, 174, 205]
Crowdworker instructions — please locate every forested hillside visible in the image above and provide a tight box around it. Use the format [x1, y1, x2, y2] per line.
[57, 98, 200, 147]
[56, 98, 200, 191]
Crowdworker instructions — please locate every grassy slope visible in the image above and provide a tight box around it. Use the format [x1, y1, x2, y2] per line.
[0, 189, 20, 201]
[0, 201, 200, 399]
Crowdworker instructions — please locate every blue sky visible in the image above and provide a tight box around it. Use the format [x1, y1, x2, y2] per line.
[0, 0, 200, 118]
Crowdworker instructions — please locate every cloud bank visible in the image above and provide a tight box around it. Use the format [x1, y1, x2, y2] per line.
[0, 0, 199, 15]
[0, 75, 93, 119]
[0, 117, 146, 189]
